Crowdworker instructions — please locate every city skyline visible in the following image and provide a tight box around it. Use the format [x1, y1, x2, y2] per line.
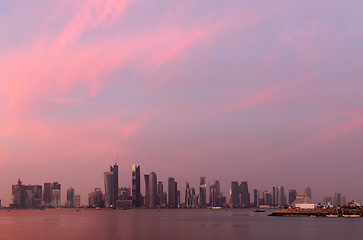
[2, 163, 353, 208]
[1, 0, 363, 206]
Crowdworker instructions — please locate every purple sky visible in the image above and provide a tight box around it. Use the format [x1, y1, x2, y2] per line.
[1, 0, 363, 206]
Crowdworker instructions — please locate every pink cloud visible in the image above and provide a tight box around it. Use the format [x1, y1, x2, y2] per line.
[222, 73, 318, 114]
[56, 0, 131, 47]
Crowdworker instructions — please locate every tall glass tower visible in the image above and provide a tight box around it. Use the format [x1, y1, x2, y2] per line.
[132, 165, 141, 207]
[199, 177, 207, 207]
[104, 171, 114, 207]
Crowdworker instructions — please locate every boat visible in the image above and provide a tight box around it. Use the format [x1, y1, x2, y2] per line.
[341, 208, 360, 218]
[211, 207, 222, 210]
[254, 209, 265, 212]
[326, 214, 338, 218]
[342, 214, 360, 218]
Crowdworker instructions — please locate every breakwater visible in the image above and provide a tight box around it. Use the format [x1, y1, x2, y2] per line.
[269, 208, 363, 217]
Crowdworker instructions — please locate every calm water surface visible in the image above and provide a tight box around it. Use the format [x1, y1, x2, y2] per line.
[0, 209, 363, 240]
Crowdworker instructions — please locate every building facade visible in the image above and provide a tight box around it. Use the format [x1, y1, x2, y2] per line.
[199, 177, 207, 207]
[168, 177, 177, 208]
[110, 164, 119, 207]
[132, 165, 141, 207]
[104, 171, 114, 207]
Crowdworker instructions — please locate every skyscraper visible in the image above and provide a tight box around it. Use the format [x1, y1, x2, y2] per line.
[32, 185, 42, 209]
[43, 183, 52, 206]
[333, 193, 341, 206]
[110, 164, 119, 206]
[67, 187, 75, 207]
[288, 189, 297, 205]
[253, 189, 260, 207]
[144, 174, 150, 207]
[262, 191, 272, 206]
[272, 185, 278, 207]
[199, 177, 207, 207]
[148, 172, 158, 208]
[185, 182, 197, 208]
[230, 181, 240, 207]
[277, 186, 286, 207]
[12, 179, 25, 208]
[104, 171, 114, 207]
[52, 189, 61, 207]
[240, 181, 250, 207]
[52, 182, 61, 207]
[210, 180, 225, 207]
[168, 177, 177, 208]
[157, 181, 163, 207]
[304, 186, 312, 199]
[132, 165, 141, 207]
[74, 194, 81, 207]
[88, 188, 104, 208]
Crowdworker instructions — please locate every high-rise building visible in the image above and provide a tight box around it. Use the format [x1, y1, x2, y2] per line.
[277, 186, 286, 207]
[12, 179, 25, 208]
[177, 190, 180, 206]
[32, 185, 42, 208]
[88, 188, 104, 208]
[210, 180, 225, 207]
[74, 194, 81, 207]
[110, 164, 119, 207]
[288, 189, 297, 205]
[67, 187, 75, 207]
[148, 172, 158, 208]
[185, 182, 197, 208]
[104, 171, 114, 207]
[157, 181, 163, 206]
[272, 185, 278, 207]
[43, 183, 52, 205]
[230, 181, 240, 207]
[332, 193, 341, 206]
[144, 174, 150, 207]
[304, 186, 312, 199]
[52, 189, 61, 207]
[240, 181, 250, 207]
[261, 191, 272, 206]
[52, 182, 61, 207]
[168, 177, 177, 208]
[199, 177, 207, 207]
[132, 165, 141, 207]
[253, 189, 260, 207]
[162, 192, 167, 205]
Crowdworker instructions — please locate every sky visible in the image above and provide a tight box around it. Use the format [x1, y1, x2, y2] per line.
[1, 0, 363, 206]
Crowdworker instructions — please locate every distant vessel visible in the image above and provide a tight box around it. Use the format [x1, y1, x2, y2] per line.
[342, 214, 360, 218]
[326, 214, 338, 218]
[254, 209, 265, 212]
[211, 207, 222, 210]
[342, 208, 360, 218]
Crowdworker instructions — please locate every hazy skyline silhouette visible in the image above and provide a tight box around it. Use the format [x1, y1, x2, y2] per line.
[1, 1, 363, 205]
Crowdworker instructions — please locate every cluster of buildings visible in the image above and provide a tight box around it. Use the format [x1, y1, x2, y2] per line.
[252, 186, 313, 208]
[10, 179, 80, 209]
[322, 193, 347, 207]
[96, 164, 213, 209]
[6, 163, 350, 209]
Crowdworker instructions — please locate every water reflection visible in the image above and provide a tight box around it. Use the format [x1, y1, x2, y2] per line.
[0, 209, 362, 240]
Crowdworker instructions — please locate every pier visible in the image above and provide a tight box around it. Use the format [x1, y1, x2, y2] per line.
[269, 208, 363, 217]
